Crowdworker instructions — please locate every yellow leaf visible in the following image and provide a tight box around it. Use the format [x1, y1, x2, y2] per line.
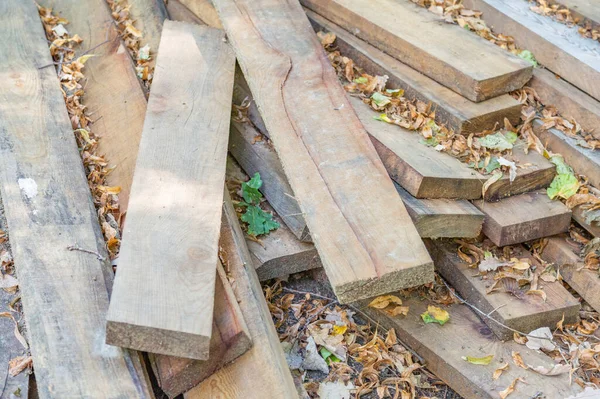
[76, 54, 96, 65]
[97, 185, 121, 195]
[462, 354, 494, 365]
[421, 305, 450, 325]
[332, 325, 347, 336]
[493, 363, 509, 380]
[125, 22, 142, 38]
[368, 295, 402, 309]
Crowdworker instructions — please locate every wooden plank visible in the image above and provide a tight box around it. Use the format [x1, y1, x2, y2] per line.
[306, 10, 523, 135]
[229, 121, 310, 242]
[213, 0, 434, 303]
[395, 185, 484, 238]
[425, 239, 580, 340]
[301, 0, 532, 102]
[0, 1, 152, 396]
[361, 296, 582, 399]
[46, 0, 147, 214]
[127, 0, 168, 58]
[533, 118, 600, 189]
[164, 0, 205, 24]
[530, 68, 600, 138]
[546, 0, 600, 30]
[473, 190, 571, 247]
[176, 0, 223, 28]
[463, 0, 600, 101]
[150, 262, 251, 398]
[572, 205, 600, 237]
[184, 192, 298, 399]
[541, 234, 600, 313]
[106, 22, 235, 359]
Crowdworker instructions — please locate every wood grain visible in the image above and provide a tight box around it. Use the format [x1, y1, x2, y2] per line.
[572, 205, 600, 237]
[176, 0, 223, 28]
[106, 22, 235, 359]
[361, 296, 582, 399]
[165, 0, 205, 24]
[301, 0, 532, 102]
[306, 10, 522, 134]
[0, 1, 152, 396]
[463, 0, 600, 101]
[426, 239, 580, 340]
[212, 0, 434, 303]
[184, 192, 298, 399]
[473, 190, 571, 246]
[150, 262, 251, 398]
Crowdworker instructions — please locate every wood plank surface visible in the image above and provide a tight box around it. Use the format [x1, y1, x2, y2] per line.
[46, 0, 148, 214]
[572, 205, 600, 237]
[128, 0, 168, 61]
[361, 296, 582, 399]
[106, 22, 235, 359]
[530, 68, 600, 139]
[395, 185, 484, 238]
[307, 10, 522, 134]
[301, 0, 533, 102]
[0, 1, 152, 396]
[176, 0, 223, 28]
[184, 192, 298, 399]
[212, 0, 434, 303]
[150, 262, 251, 398]
[473, 190, 572, 247]
[463, 0, 600, 101]
[546, 0, 600, 30]
[425, 239, 580, 340]
[164, 0, 205, 24]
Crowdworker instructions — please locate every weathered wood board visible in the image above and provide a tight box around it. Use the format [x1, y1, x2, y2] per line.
[545, 0, 600, 31]
[127, 0, 168, 70]
[212, 0, 434, 303]
[106, 22, 235, 359]
[184, 192, 298, 398]
[361, 297, 582, 399]
[0, 1, 152, 396]
[176, 0, 223, 28]
[473, 190, 572, 246]
[165, 0, 205, 24]
[301, 0, 533, 102]
[463, 0, 600, 101]
[426, 239, 580, 340]
[150, 262, 251, 398]
[307, 10, 522, 135]
[572, 205, 600, 237]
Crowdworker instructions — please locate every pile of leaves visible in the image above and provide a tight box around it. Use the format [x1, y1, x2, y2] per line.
[530, 0, 600, 43]
[230, 173, 280, 237]
[38, 6, 122, 259]
[106, 0, 153, 90]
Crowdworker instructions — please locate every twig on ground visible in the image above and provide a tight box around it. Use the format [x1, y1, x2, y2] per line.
[66, 245, 105, 261]
[38, 38, 111, 69]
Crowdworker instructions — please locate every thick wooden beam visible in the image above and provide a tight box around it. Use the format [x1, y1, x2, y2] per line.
[0, 1, 152, 396]
[463, 0, 600, 101]
[426, 239, 580, 340]
[107, 22, 235, 359]
[150, 262, 251, 398]
[361, 296, 582, 399]
[306, 10, 522, 134]
[473, 191, 571, 246]
[184, 192, 298, 398]
[301, 0, 533, 102]
[212, 0, 434, 303]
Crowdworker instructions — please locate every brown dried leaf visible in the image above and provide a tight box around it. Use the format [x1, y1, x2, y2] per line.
[511, 351, 527, 369]
[493, 363, 509, 380]
[499, 377, 525, 399]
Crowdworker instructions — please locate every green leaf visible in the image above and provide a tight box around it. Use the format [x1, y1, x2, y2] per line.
[353, 77, 368, 84]
[374, 113, 393, 123]
[518, 50, 539, 67]
[462, 355, 494, 365]
[242, 172, 263, 205]
[426, 119, 441, 134]
[477, 132, 514, 151]
[547, 173, 580, 200]
[240, 205, 280, 236]
[319, 347, 341, 365]
[485, 157, 501, 173]
[420, 136, 439, 147]
[550, 155, 574, 175]
[504, 131, 518, 144]
[371, 92, 391, 107]
[421, 305, 450, 325]
[386, 88, 404, 97]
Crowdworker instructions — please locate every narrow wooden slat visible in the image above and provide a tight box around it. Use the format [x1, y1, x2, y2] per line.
[572, 206, 600, 237]
[426, 239, 580, 340]
[361, 297, 582, 399]
[106, 22, 235, 359]
[301, 0, 533, 102]
[473, 190, 571, 247]
[395, 185, 484, 238]
[184, 192, 298, 399]
[306, 10, 522, 134]
[463, 0, 600, 101]
[213, 0, 434, 303]
[0, 1, 152, 396]
[127, 0, 168, 57]
[530, 68, 600, 138]
[150, 262, 251, 398]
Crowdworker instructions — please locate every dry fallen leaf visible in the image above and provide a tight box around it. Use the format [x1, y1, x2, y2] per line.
[368, 295, 403, 309]
[493, 363, 509, 380]
[8, 355, 32, 377]
[0, 312, 28, 349]
[499, 377, 525, 399]
[511, 351, 527, 369]
[527, 363, 570, 376]
[526, 289, 547, 302]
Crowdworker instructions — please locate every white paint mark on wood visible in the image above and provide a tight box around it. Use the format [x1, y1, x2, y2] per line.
[18, 178, 37, 199]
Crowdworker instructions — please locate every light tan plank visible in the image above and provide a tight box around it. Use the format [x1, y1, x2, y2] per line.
[164, 0, 205, 24]
[0, 1, 152, 396]
[106, 22, 235, 359]
[306, 10, 522, 134]
[301, 0, 532, 102]
[473, 190, 572, 246]
[212, 0, 434, 303]
[127, 0, 168, 58]
[177, 0, 223, 28]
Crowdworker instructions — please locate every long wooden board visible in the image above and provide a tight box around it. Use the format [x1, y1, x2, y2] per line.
[301, 0, 533, 102]
[463, 0, 600, 101]
[361, 297, 582, 398]
[150, 262, 251, 398]
[127, 0, 168, 67]
[213, 0, 434, 303]
[545, 0, 600, 31]
[106, 22, 235, 359]
[176, 0, 223, 28]
[307, 10, 522, 134]
[184, 192, 298, 398]
[572, 206, 600, 237]
[426, 239, 580, 340]
[0, 1, 152, 396]
[530, 68, 600, 138]
[473, 190, 572, 246]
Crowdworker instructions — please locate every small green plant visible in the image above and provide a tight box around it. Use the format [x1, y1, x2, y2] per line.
[237, 173, 280, 236]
